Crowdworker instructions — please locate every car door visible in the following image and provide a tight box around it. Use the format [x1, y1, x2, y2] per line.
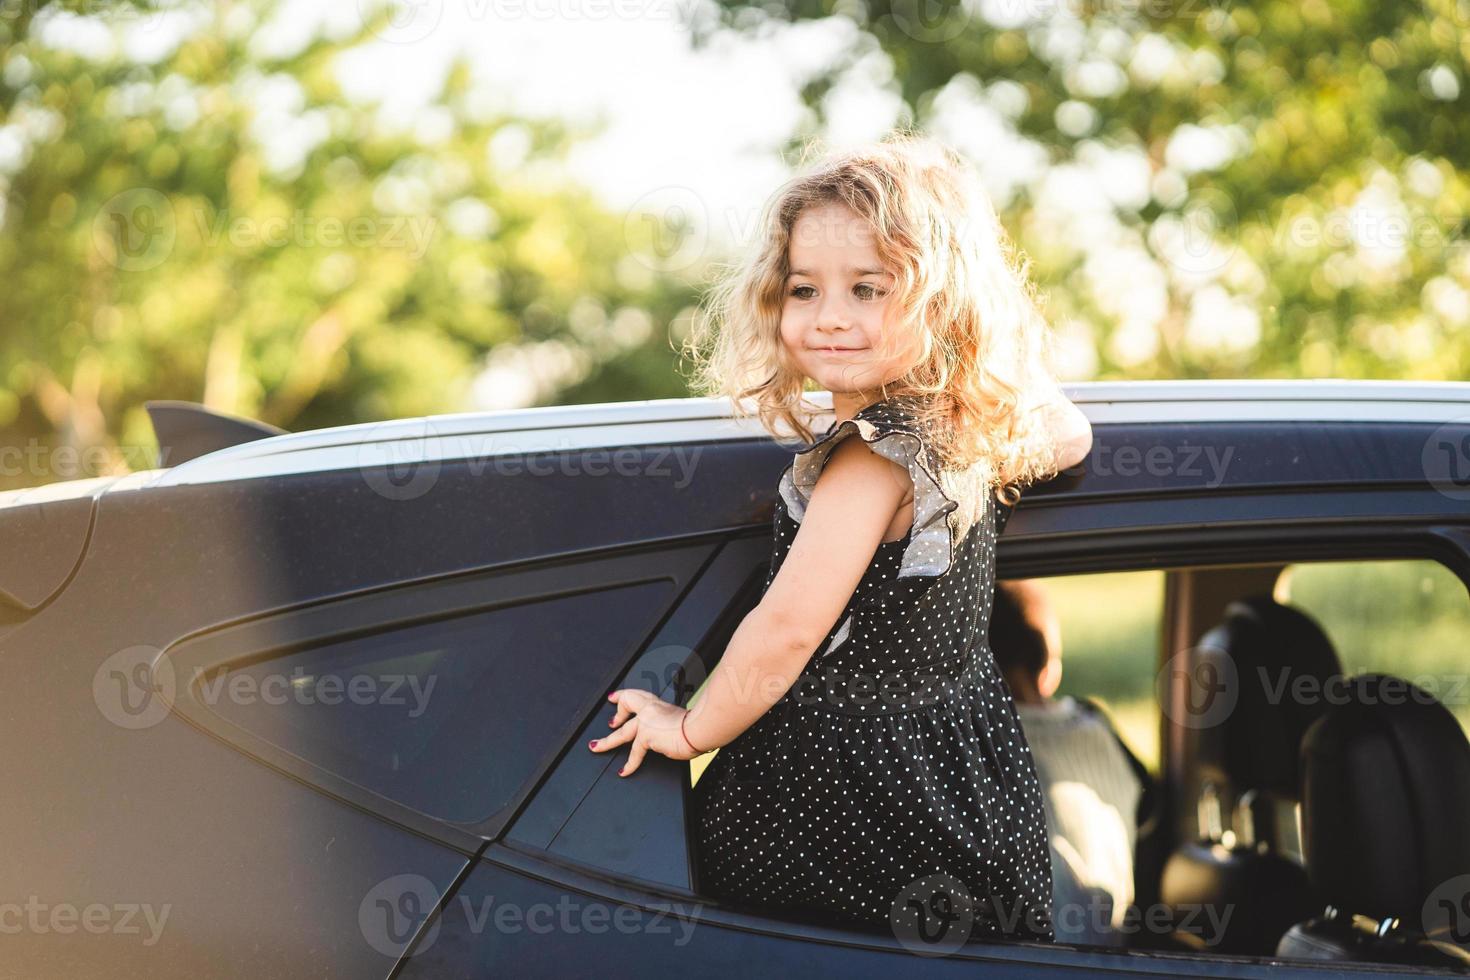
[392, 417, 1470, 977]
[0, 442, 725, 977]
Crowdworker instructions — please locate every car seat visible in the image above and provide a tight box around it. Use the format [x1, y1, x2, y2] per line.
[1158, 595, 1341, 954]
[1275, 673, 1470, 970]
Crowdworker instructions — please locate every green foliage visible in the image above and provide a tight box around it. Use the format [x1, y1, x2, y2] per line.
[699, 0, 1470, 382]
[7, 0, 1467, 493]
[1044, 569, 1164, 769]
[1281, 558, 1470, 681]
[0, 0, 700, 489]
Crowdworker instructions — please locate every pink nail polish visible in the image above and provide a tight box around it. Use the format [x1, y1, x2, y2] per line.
[619, 768, 627, 776]
[588, 740, 597, 749]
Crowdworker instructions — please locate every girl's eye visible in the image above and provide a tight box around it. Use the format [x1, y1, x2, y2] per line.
[787, 283, 886, 300]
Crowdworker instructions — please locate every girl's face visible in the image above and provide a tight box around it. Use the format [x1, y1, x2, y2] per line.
[779, 203, 921, 405]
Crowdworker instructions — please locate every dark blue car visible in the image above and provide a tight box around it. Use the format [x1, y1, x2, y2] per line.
[4, 379, 1470, 977]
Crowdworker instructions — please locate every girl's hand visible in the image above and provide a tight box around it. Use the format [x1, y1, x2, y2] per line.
[588, 689, 702, 775]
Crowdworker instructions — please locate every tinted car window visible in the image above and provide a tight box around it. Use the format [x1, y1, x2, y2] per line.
[203, 581, 674, 824]
[1279, 558, 1470, 735]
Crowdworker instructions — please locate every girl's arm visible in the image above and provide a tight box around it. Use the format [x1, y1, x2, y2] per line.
[593, 434, 909, 774]
[1034, 383, 1092, 474]
[684, 435, 910, 748]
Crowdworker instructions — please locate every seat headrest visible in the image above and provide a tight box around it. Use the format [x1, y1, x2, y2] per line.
[1159, 841, 1314, 954]
[1195, 595, 1343, 796]
[1300, 672, 1470, 925]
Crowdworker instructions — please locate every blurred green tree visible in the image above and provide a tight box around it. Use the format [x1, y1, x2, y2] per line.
[0, 0, 701, 489]
[694, 0, 1470, 383]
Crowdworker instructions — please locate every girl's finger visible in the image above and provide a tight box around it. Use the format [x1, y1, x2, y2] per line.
[589, 717, 637, 753]
[609, 688, 648, 728]
[619, 734, 649, 777]
[609, 691, 632, 728]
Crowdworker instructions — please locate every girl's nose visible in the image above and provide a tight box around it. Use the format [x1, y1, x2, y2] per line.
[815, 295, 853, 328]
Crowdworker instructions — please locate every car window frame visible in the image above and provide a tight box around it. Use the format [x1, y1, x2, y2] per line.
[157, 540, 717, 854]
[505, 533, 771, 891]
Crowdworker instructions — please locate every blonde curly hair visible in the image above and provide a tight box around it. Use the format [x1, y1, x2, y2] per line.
[682, 129, 1067, 508]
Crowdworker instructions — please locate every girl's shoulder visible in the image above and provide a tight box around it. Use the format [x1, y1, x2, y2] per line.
[778, 395, 945, 532]
[780, 392, 1000, 580]
[799, 394, 942, 483]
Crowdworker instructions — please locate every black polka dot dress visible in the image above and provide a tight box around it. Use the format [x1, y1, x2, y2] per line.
[691, 395, 1055, 943]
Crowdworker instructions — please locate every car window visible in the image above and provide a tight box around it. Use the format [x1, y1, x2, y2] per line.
[203, 580, 675, 824]
[1277, 558, 1470, 735]
[1035, 570, 1165, 771]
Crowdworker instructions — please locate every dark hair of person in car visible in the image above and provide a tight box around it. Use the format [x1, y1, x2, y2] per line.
[989, 578, 1062, 705]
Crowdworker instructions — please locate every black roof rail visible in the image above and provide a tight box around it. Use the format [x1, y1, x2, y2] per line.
[143, 401, 289, 467]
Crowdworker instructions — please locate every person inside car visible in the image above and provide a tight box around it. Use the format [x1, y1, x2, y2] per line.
[989, 578, 1145, 947]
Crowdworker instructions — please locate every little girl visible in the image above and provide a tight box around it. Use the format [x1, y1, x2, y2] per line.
[590, 131, 1091, 945]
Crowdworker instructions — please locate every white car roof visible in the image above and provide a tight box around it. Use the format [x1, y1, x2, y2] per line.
[10, 379, 1470, 501]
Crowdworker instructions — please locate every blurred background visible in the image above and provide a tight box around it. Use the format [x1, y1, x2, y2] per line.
[6, 0, 1470, 780]
[3, 0, 1467, 496]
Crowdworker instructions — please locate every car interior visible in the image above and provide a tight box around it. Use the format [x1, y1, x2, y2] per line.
[685, 554, 1470, 973]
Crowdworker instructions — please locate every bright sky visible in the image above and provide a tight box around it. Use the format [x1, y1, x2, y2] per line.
[297, 0, 879, 249]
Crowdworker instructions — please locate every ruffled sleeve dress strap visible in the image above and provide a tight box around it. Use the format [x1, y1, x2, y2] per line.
[776, 397, 961, 581]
